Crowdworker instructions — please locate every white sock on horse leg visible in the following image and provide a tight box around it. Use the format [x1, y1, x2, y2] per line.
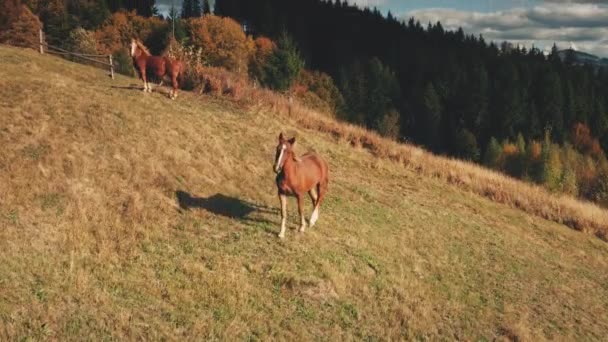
[310, 207, 319, 227]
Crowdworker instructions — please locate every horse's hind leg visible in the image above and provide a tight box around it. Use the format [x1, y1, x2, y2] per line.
[310, 183, 326, 227]
[170, 73, 179, 100]
[308, 188, 319, 227]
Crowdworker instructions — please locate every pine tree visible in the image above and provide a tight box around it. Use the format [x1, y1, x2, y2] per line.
[181, 0, 201, 18]
[262, 32, 304, 92]
[483, 137, 502, 169]
[203, 0, 211, 14]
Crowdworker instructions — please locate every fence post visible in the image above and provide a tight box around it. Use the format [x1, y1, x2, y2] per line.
[39, 29, 44, 54]
[109, 55, 114, 79]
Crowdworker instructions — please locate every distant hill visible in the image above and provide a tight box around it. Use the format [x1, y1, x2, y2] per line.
[557, 48, 608, 68]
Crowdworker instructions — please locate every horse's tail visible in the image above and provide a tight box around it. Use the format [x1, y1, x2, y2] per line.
[177, 61, 186, 86]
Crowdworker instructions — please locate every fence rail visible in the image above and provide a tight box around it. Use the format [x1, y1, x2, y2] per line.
[38, 29, 114, 79]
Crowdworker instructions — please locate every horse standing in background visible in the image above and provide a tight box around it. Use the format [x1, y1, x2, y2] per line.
[130, 39, 183, 100]
[273, 133, 329, 239]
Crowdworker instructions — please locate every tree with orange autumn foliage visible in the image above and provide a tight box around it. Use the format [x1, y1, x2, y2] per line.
[185, 15, 254, 75]
[291, 69, 344, 116]
[95, 11, 167, 55]
[249, 36, 275, 83]
[0, 2, 42, 49]
[572, 123, 604, 158]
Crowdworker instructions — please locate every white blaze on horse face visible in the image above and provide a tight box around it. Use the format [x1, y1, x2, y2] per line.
[274, 144, 287, 173]
[130, 41, 137, 57]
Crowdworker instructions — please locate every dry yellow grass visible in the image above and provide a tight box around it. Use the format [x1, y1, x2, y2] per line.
[249, 89, 608, 241]
[1, 45, 608, 340]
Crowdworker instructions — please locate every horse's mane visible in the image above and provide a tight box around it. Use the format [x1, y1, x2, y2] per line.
[134, 39, 151, 56]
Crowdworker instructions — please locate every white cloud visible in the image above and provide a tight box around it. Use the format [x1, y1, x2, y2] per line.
[404, 3, 608, 57]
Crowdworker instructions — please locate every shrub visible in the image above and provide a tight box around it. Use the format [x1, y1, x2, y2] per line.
[165, 37, 206, 90]
[194, 66, 249, 100]
[453, 128, 480, 161]
[69, 27, 97, 55]
[560, 168, 578, 196]
[375, 109, 401, 140]
[541, 143, 563, 191]
[483, 137, 502, 169]
[588, 171, 608, 206]
[527, 140, 543, 182]
[249, 36, 275, 83]
[293, 70, 345, 116]
[572, 122, 604, 158]
[112, 48, 134, 76]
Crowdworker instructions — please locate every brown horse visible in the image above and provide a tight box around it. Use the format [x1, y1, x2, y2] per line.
[130, 39, 183, 100]
[274, 133, 329, 239]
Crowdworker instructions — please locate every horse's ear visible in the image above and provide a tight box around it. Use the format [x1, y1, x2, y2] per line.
[279, 132, 285, 142]
[288, 137, 296, 145]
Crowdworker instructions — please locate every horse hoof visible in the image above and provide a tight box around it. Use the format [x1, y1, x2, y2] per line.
[278, 234, 285, 239]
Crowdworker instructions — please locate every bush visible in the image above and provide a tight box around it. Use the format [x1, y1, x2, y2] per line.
[112, 48, 135, 76]
[560, 168, 578, 196]
[375, 109, 401, 140]
[453, 128, 480, 161]
[527, 140, 543, 182]
[483, 137, 502, 169]
[165, 38, 206, 90]
[69, 27, 97, 55]
[541, 143, 563, 191]
[293, 70, 345, 116]
[572, 122, 604, 158]
[588, 171, 608, 206]
[249, 36, 275, 83]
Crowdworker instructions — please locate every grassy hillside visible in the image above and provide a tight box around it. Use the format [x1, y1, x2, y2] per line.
[1, 45, 608, 340]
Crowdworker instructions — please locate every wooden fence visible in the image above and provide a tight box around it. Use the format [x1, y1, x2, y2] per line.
[38, 29, 114, 79]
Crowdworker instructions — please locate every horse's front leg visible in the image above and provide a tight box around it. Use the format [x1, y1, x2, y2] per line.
[278, 194, 288, 239]
[296, 193, 307, 233]
[308, 187, 319, 228]
[140, 69, 150, 93]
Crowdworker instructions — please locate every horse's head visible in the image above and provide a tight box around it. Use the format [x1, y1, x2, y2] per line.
[274, 133, 296, 173]
[130, 39, 150, 58]
[130, 39, 138, 57]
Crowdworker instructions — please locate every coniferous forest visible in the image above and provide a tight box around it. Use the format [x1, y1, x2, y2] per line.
[216, 0, 608, 155]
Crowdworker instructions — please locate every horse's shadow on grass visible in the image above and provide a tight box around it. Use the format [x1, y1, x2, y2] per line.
[111, 84, 143, 91]
[175, 191, 277, 230]
[111, 84, 171, 95]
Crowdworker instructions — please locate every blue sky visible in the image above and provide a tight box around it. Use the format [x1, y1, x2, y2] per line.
[354, 0, 542, 14]
[157, 0, 608, 57]
[353, 0, 608, 56]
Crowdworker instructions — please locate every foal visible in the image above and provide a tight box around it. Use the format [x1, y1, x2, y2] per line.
[130, 39, 183, 100]
[274, 133, 329, 239]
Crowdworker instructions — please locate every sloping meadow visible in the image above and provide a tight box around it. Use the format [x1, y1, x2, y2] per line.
[1, 46, 608, 340]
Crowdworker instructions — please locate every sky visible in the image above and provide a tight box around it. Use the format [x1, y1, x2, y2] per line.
[157, 0, 608, 57]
